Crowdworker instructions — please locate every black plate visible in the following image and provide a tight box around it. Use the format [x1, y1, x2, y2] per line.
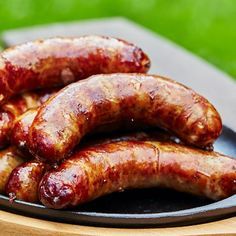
[0, 126, 236, 228]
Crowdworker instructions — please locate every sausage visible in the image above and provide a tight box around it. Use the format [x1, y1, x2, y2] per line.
[0, 36, 150, 104]
[11, 105, 179, 155]
[29, 73, 222, 162]
[39, 141, 236, 209]
[11, 109, 37, 155]
[6, 160, 47, 202]
[6, 130, 175, 203]
[0, 89, 56, 148]
[0, 147, 25, 193]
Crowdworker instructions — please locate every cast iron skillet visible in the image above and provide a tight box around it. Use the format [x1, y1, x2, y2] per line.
[0, 126, 235, 228]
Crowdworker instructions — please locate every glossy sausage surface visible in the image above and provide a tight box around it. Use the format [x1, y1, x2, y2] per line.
[0, 36, 150, 104]
[0, 89, 56, 148]
[11, 109, 37, 155]
[12, 105, 178, 156]
[6, 160, 46, 202]
[0, 147, 25, 193]
[7, 130, 174, 203]
[29, 73, 222, 162]
[39, 141, 236, 209]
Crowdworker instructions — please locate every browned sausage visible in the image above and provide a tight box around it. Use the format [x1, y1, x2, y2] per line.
[29, 73, 222, 162]
[0, 147, 25, 193]
[39, 141, 236, 209]
[11, 109, 37, 155]
[0, 36, 150, 104]
[11, 105, 179, 155]
[0, 89, 56, 148]
[6, 160, 47, 202]
[7, 130, 175, 203]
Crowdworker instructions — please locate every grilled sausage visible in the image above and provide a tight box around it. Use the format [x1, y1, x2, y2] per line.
[39, 141, 236, 209]
[7, 130, 175, 203]
[11, 105, 179, 156]
[6, 160, 47, 202]
[11, 109, 37, 155]
[0, 36, 150, 104]
[0, 89, 56, 148]
[29, 73, 222, 162]
[0, 147, 25, 193]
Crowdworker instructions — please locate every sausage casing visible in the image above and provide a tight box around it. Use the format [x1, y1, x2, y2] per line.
[0, 147, 25, 193]
[6, 160, 46, 202]
[29, 73, 222, 162]
[0, 89, 56, 148]
[11, 109, 37, 155]
[39, 141, 236, 209]
[0, 36, 150, 104]
[7, 130, 175, 203]
[11, 105, 178, 156]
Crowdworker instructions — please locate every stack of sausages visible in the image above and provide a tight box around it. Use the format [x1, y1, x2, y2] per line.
[0, 36, 235, 209]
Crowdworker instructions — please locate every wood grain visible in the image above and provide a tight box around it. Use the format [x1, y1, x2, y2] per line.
[0, 210, 236, 236]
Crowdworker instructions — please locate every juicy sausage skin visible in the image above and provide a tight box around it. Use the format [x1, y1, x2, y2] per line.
[0, 147, 25, 193]
[39, 141, 236, 209]
[6, 160, 46, 202]
[11, 109, 37, 155]
[29, 73, 222, 162]
[7, 130, 173, 203]
[0, 90, 56, 148]
[11, 105, 178, 155]
[0, 36, 150, 104]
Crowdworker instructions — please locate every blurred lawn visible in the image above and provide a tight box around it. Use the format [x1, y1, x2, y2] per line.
[0, 0, 235, 80]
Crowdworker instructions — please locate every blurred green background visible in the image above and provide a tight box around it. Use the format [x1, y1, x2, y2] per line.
[0, 0, 235, 80]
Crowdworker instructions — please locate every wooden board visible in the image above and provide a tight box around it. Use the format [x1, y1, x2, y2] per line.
[0, 210, 236, 235]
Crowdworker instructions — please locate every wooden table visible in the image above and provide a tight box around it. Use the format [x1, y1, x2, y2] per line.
[1, 18, 236, 235]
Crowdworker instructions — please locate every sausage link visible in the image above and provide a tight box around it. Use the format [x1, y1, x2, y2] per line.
[29, 73, 222, 162]
[0, 89, 56, 148]
[7, 130, 175, 203]
[0, 36, 150, 104]
[11, 109, 37, 155]
[11, 105, 178, 155]
[39, 141, 236, 209]
[0, 147, 25, 193]
[6, 160, 46, 202]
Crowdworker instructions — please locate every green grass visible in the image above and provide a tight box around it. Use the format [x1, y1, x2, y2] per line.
[0, 0, 235, 80]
